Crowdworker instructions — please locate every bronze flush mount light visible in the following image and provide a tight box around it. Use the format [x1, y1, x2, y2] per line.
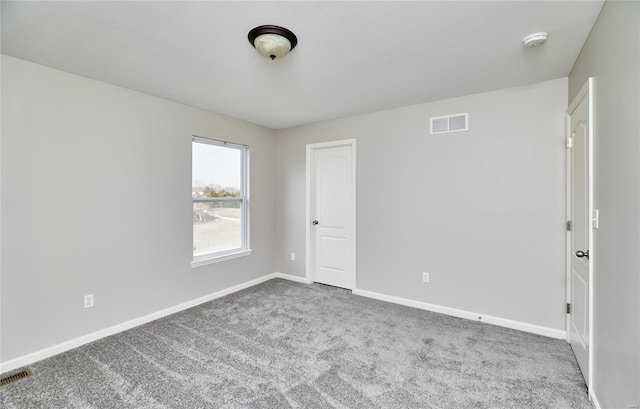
[248, 25, 298, 60]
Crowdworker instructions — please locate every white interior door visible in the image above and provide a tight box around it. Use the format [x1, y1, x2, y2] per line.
[568, 79, 592, 390]
[308, 142, 355, 289]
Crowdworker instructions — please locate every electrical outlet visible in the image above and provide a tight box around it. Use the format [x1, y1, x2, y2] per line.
[422, 272, 430, 283]
[84, 294, 94, 309]
[290, 252, 296, 261]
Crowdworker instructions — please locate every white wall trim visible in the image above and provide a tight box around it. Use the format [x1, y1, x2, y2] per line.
[590, 390, 601, 409]
[273, 272, 312, 284]
[353, 288, 566, 340]
[565, 110, 572, 343]
[1, 272, 568, 375]
[587, 77, 595, 398]
[305, 144, 312, 285]
[191, 249, 252, 268]
[0, 273, 279, 375]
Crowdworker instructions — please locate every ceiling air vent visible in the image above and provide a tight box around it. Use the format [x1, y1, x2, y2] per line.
[430, 113, 469, 134]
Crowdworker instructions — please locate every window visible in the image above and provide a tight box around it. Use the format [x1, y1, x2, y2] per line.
[192, 136, 249, 266]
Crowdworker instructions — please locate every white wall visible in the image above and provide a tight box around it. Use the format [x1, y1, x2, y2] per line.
[568, 1, 640, 407]
[0, 56, 277, 363]
[276, 78, 568, 333]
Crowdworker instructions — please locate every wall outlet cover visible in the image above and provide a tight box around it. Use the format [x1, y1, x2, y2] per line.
[84, 294, 94, 309]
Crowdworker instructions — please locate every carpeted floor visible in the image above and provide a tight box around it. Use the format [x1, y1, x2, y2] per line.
[1, 279, 592, 408]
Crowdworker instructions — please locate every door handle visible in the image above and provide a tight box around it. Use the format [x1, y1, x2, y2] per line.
[312, 220, 319, 225]
[575, 250, 589, 259]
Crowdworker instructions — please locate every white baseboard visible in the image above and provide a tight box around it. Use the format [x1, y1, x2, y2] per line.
[273, 272, 312, 284]
[0, 273, 565, 375]
[0, 273, 279, 375]
[590, 390, 601, 409]
[352, 288, 566, 340]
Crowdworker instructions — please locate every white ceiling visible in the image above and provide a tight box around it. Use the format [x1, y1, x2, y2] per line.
[1, 1, 603, 129]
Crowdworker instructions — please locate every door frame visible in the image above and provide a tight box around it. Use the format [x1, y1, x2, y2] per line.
[566, 77, 594, 396]
[306, 139, 357, 288]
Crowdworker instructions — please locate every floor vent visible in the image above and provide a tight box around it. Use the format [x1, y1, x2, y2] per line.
[0, 369, 33, 386]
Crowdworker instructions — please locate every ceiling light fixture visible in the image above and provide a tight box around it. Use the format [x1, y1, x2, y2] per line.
[248, 25, 298, 61]
[522, 32, 548, 48]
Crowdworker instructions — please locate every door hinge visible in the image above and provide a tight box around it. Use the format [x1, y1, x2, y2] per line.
[566, 303, 571, 314]
[566, 136, 574, 148]
[592, 209, 599, 229]
[566, 220, 572, 231]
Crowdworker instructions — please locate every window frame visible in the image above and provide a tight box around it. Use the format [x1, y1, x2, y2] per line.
[191, 136, 251, 267]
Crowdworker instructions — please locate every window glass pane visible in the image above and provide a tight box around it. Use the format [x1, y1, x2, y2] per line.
[192, 143, 241, 194]
[192, 140, 246, 259]
[193, 202, 242, 256]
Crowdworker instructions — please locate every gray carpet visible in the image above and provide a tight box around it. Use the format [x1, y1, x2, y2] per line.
[1, 279, 592, 408]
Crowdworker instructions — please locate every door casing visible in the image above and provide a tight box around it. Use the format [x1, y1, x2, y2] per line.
[306, 139, 357, 288]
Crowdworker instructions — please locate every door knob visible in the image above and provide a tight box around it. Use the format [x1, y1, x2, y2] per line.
[575, 250, 589, 259]
[312, 220, 319, 225]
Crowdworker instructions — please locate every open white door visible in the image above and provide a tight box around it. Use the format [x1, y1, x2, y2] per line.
[567, 78, 593, 394]
[306, 140, 356, 290]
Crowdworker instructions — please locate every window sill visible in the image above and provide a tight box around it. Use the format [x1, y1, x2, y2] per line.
[191, 249, 252, 268]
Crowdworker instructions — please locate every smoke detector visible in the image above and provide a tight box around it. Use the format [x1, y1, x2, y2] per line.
[522, 32, 548, 48]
